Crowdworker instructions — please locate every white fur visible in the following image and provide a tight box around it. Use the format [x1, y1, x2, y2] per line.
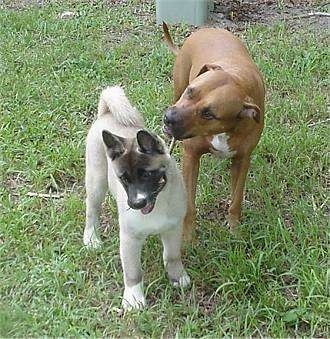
[97, 86, 143, 127]
[84, 86, 190, 310]
[122, 282, 146, 310]
[210, 133, 236, 158]
[83, 225, 101, 249]
[118, 172, 186, 237]
[136, 191, 147, 202]
[172, 271, 191, 288]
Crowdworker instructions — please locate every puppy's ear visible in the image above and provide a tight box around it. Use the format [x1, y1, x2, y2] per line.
[197, 63, 223, 77]
[238, 101, 261, 123]
[137, 130, 165, 154]
[102, 130, 125, 160]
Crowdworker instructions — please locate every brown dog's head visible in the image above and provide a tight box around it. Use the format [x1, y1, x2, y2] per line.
[163, 64, 261, 140]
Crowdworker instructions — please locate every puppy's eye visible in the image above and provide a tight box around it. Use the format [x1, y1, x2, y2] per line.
[158, 175, 166, 185]
[200, 108, 215, 120]
[120, 172, 130, 185]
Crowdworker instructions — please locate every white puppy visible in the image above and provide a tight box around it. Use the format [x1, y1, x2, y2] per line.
[84, 86, 190, 309]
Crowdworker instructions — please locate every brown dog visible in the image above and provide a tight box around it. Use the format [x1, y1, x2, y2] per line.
[162, 23, 265, 241]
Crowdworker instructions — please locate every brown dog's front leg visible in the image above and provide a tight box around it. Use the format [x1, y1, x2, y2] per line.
[182, 144, 201, 242]
[228, 156, 251, 231]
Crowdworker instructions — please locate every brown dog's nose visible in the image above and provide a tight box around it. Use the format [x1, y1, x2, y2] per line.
[164, 107, 178, 126]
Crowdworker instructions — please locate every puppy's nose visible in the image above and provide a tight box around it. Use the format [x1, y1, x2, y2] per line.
[129, 197, 147, 210]
[164, 107, 178, 126]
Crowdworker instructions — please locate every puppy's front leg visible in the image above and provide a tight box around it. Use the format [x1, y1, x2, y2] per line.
[161, 229, 190, 288]
[120, 229, 146, 310]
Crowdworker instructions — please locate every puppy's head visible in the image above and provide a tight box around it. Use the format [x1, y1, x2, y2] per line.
[163, 64, 261, 140]
[102, 129, 169, 214]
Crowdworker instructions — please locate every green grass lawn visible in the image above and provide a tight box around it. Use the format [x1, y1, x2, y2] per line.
[0, 1, 328, 337]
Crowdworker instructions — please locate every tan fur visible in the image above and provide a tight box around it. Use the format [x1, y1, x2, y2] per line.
[163, 23, 265, 240]
[85, 86, 190, 309]
[162, 22, 179, 56]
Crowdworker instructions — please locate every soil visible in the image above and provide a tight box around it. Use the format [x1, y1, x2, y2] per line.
[1, 0, 329, 33]
[207, 0, 329, 32]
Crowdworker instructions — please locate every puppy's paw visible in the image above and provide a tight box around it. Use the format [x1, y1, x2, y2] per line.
[122, 282, 146, 310]
[83, 231, 102, 249]
[172, 270, 190, 288]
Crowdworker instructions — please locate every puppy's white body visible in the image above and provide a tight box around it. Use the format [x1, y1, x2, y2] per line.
[84, 86, 189, 310]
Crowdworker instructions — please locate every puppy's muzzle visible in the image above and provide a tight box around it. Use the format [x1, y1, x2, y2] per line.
[128, 196, 147, 210]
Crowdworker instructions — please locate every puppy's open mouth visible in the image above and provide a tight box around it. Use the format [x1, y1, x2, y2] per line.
[139, 175, 167, 215]
[141, 201, 155, 215]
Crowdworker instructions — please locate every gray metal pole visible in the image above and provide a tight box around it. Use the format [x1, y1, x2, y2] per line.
[156, 0, 212, 26]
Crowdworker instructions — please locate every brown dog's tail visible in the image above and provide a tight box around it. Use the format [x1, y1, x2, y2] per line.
[162, 22, 179, 56]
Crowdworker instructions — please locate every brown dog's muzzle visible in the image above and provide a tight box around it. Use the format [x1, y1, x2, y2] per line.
[163, 107, 188, 140]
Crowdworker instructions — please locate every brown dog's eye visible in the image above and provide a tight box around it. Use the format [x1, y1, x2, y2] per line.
[186, 87, 194, 99]
[200, 108, 215, 120]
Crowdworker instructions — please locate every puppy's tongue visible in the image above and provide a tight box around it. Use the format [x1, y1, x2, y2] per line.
[141, 202, 155, 215]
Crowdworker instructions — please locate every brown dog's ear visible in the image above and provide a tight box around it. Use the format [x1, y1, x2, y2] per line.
[238, 102, 261, 123]
[196, 63, 223, 77]
[102, 130, 126, 160]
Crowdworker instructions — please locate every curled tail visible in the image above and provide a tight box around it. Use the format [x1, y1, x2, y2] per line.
[163, 22, 179, 56]
[97, 86, 143, 127]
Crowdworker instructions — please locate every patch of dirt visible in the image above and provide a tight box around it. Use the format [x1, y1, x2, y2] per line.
[0, 0, 44, 10]
[100, 199, 117, 232]
[207, 0, 329, 32]
[199, 198, 230, 221]
[3, 171, 29, 192]
[3, 0, 328, 34]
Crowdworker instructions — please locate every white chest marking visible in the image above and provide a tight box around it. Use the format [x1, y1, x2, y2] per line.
[210, 133, 236, 159]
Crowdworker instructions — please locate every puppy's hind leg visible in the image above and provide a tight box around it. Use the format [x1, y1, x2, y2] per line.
[84, 139, 108, 248]
[161, 228, 190, 288]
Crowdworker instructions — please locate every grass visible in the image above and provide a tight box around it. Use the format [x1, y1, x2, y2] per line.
[0, 0, 328, 337]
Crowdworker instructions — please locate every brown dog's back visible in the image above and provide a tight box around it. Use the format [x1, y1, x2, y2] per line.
[163, 23, 264, 103]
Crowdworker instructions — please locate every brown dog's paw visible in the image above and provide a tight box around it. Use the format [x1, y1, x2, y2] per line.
[183, 213, 198, 243]
[182, 231, 193, 243]
[182, 227, 198, 243]
[226, 214, 240, 233]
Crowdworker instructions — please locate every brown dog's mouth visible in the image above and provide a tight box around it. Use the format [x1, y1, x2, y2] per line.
[162, 124, 173, 137]
[163, 125, 196, 141]
[141, 201, 155, 215]
[163, 124, 187, 140]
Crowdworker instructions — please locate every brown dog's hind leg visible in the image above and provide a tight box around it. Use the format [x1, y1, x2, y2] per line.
[228, 156, 251, 231]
